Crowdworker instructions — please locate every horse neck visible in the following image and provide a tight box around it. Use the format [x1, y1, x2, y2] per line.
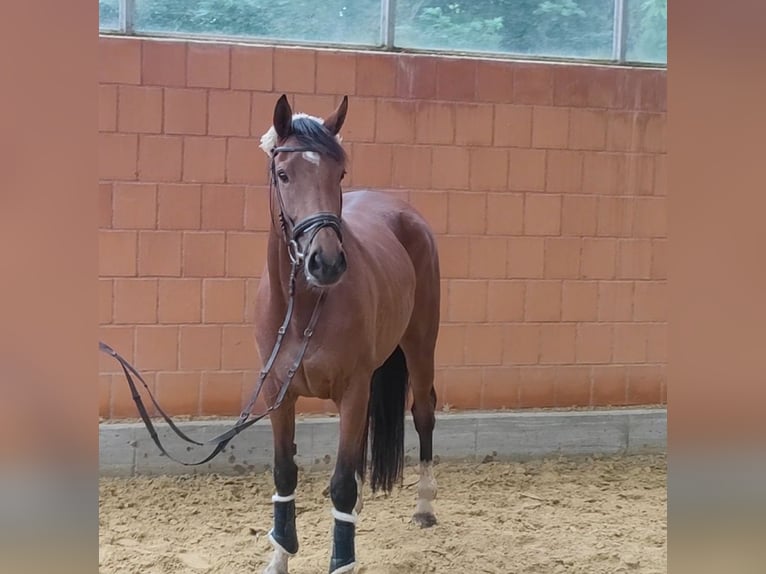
[266, 226, 292, 299]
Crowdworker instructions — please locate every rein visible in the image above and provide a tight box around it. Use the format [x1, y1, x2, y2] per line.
[98, 144, 339, 466]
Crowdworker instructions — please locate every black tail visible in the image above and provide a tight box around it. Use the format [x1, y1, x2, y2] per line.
[366, 345, 409, 494]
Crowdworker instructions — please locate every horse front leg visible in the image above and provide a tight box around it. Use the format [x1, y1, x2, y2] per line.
[263, 399, 299, 574]
[328, 386, 369, 574]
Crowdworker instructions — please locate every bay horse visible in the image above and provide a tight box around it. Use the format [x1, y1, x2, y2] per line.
[255, 94, 441, 574]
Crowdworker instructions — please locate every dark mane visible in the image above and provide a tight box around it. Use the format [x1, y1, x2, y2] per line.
[290, 116, 347, 164]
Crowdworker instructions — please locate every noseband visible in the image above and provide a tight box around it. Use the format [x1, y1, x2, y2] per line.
[269, 145, 343, 265]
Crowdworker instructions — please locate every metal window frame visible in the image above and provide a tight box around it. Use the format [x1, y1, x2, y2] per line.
[110, 0, 660, 67]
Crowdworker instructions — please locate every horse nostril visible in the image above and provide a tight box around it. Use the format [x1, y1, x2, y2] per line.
[336, 251, 347, 274]
[308, 251, 321, 274]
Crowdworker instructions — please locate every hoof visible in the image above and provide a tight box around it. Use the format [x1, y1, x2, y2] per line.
[412, 512, 437, 528]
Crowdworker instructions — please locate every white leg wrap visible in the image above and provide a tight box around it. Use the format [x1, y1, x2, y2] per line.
[272, 492, 296, 503]
[331, 508, 358, 524]
[262, 542, 290, 574]
[329, 562, 356, 574]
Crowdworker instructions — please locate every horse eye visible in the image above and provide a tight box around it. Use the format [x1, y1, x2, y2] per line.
[277, 170, 289, 183]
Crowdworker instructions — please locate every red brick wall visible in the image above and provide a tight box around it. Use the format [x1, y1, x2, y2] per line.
[98, 36, 667, 419]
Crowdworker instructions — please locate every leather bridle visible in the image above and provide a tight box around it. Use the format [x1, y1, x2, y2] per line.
[98, 144, 344, 466]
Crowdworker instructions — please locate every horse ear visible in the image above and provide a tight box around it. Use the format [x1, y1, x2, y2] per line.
[273, 94, 293, 140]
[323, 95, 348, 136]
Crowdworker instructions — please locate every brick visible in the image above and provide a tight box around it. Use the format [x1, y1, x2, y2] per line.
[597, 197, 635, 237]
[201, 372, 244, 415]
[554, 366, 592, 407]
[142, 40, 186, 87]
[157, 184, 201, 230]
[606, 111, 637, 151]
[454, 104, 493, 146]
[201, 185, 245, 230]
[503, 324, 541, 365]
[112, 183, 156, 229]
[113, 279, 157, 324]
[182, 232, 225, 277]
[633, 281, 667, 321]
[100, 279, 113, 324]
[486, 193, 523, 235]
[518, 367, 556, 408]
[653, 154, 667, 196]
[508, 148, 545, 192]
[431, 147, 469, 190]
[651, 239, 667, 279]
[633, 197, 666, 237]
[99, 230, 137, 277]
[637, 113, 666, 153]
[592, 366, 627, 406]
[562, 281, 598, 321]
[99, 85, 117, 132]
[251, 92, 279, 138]
[476, 60, 514, 103]
[392, 146, 432, 189]
[244, 187, 271, 232]
[158, 279, 201, 323]
[349, 143, 391, 187]
[487, 281, 525, 322]
[494, 104, 532, 147]
[469, 148, 508, 191]
[568, 109, 607, 150]
[203, 279, 246, 323]
[539, 324, 576, 364]
[583, 152, 624, 195]
[118, 86, 162, 133]
[273, 48, 314, 93]
[137, 231, 182, 277]
[546, 150, 584, 194]
[436, 57, 476, 101]
[342, 97, 375, 143]
[409, 192, 448, 234]
[155, 372, 201, 416]
[626, 365, 663, 405]
[597, 282, 634, 321]
[179, 325, 222, 370]
[182, 137, 226, 183]
[624, 154, 655, 196]
[524, 194, 561, 236]
[99, 133, 138, 180]
[231, 46, 273, 91]
[532, 106, 568, 149]
[647, 323, 667, 362]
[613, 324, 648, 363]
[356, 53, 396, 97]
[513, 63, 553, 105]
[226, 232, 269, 277]
[581, 238, 617, 279]
[99, 183, 113, 229]
[464, 325, 504, 365]
[437, 236, 469, 278]
[221, 326, 259, 369]
[163, 88, 207, 135]
[99, 326, 135, 373]
[544, 238, 581, 279]
[415, 102, 454, 145]
[481, 367, 521, 409]
[447, 192, 485, 234]
[441, 368, 482, 410]
[561, 196, 598, 236]
[316, 50, 356, 95]
[135, 326, 178, 370]
[208, 90, 251, 136]
[375, 100, 415, 144]
[525, 280, 562, 322]
[507, 237, 545, 279]
[435, 324, 465, 366]
[187, 44, 230, 88]
[395, 55, 437, 99]
[138, 135, 183, 182]
[617, 239, 652, 279]
[448, 280, 487, 322]
[226, 138, 268, 185]
[554, 65, 620, 108]
[99, 37, 141, 84]
[469, 237, 507, 279]
[575, 323, 613, 364]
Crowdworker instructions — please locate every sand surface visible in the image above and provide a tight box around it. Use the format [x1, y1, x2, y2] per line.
[99, 454, 666, 573]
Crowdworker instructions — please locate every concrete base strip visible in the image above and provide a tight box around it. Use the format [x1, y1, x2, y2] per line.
[99, 408, 666, 477]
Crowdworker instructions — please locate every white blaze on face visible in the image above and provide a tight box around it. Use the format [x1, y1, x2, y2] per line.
[302, 151, 320, 165]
